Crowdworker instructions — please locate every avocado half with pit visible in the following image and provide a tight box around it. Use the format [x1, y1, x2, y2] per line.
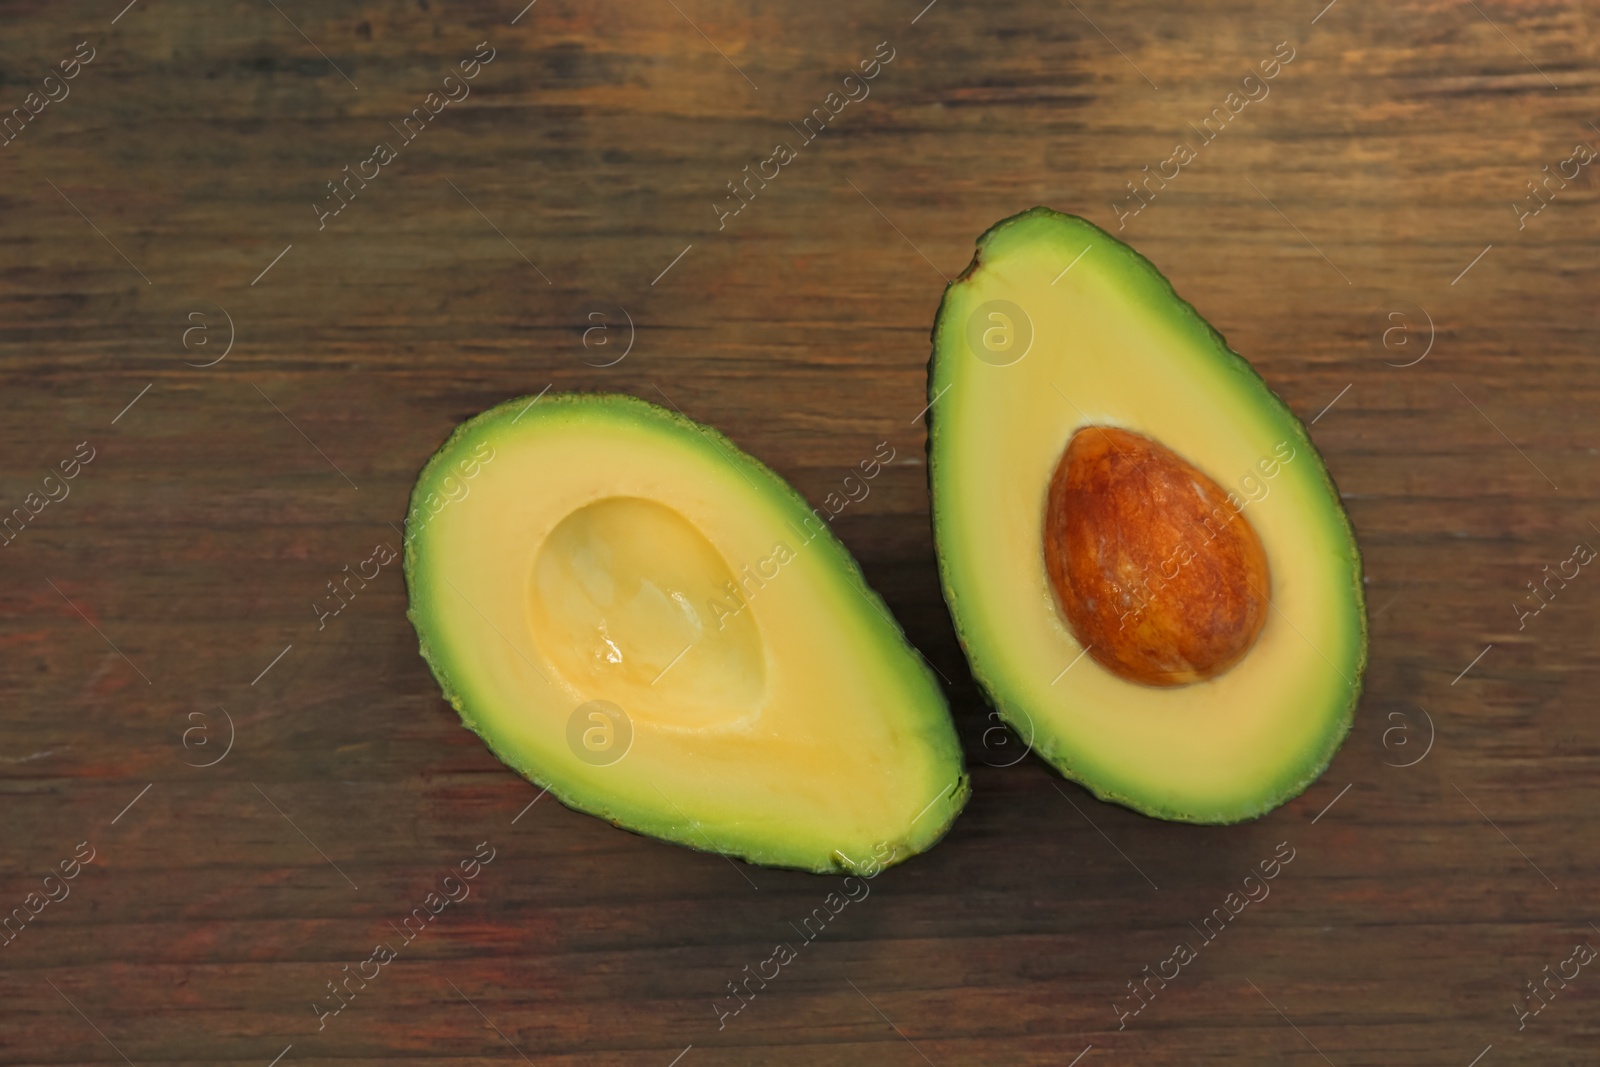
[405, 392, 968, 873]
[928, 208, 1366, 823]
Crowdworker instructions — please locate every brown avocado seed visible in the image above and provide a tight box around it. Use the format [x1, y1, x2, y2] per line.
[1043, 426, 1270, 687]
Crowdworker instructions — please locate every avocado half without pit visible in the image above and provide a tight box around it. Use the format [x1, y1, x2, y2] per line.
[404, 393, 968, 874]
[928, 207, 1366, 823]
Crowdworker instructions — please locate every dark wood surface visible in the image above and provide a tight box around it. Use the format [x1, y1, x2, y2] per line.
[3, 1, 1598, 1064]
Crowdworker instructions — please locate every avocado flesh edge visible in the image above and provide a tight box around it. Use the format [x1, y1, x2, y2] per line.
[406, 392, 970, 873]
[927, 207, 1367, 824]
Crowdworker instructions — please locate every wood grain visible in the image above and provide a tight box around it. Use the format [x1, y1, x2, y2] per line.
[2, 0, 1598, 1064]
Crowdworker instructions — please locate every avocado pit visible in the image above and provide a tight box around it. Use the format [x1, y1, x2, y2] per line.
[1043, 426, 1269, 687]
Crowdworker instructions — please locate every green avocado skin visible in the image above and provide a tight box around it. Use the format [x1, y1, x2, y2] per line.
[925, 207, 1368, 825]
[404, 392, 970, 875]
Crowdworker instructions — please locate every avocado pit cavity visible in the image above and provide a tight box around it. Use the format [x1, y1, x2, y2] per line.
[1043, 426, 1269, 687]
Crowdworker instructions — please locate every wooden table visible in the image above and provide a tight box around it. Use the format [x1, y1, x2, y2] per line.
[3, 1, 1597, 1063]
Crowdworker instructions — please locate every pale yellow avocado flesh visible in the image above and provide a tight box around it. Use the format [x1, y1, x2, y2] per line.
[929, 209, 1365, 822]
[406, 394, 968, 872]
